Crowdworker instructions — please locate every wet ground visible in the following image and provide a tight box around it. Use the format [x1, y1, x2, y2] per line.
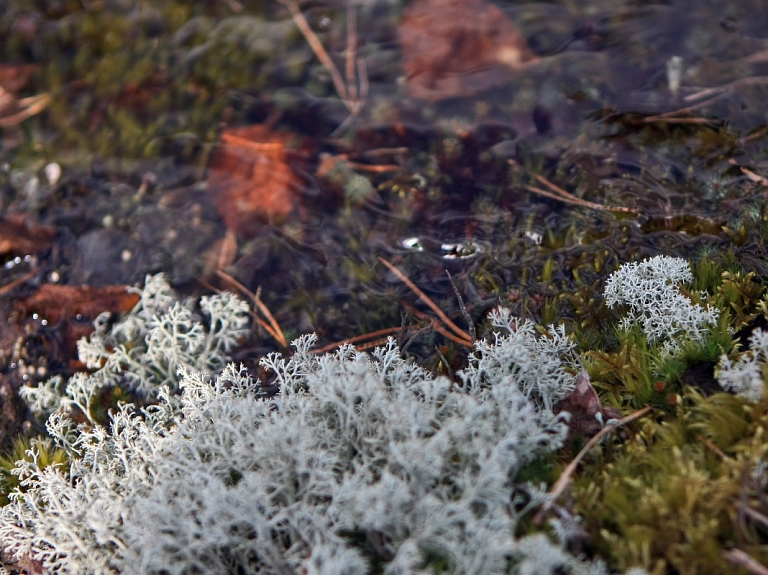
[4, 2, 768, 573]
[2, 0, 768, 425]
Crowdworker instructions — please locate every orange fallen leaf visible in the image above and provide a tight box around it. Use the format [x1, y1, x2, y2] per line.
[555, 371, 622, 441]
[207, 125, 312, 239]
[399, 0, 538, 101]
[12, 284, 141, 369]
[17, 284, 139, 327]
[0, 214, 57, 258]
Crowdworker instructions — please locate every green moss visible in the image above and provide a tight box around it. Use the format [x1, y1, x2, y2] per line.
[0, 437, 69, 506]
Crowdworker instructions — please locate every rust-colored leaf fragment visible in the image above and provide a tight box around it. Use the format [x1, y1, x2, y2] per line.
[399, 0, 538, 101]
[555, 371, 622, 440]
[12, 284, 141, 370]
[0, 214, 57, 258]
[207, 125, 310, 239]
[17, 284, 139, 327]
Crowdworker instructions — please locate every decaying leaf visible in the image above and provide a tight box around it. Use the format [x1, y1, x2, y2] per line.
[11, 284, 141, 371]
[399, 0, 538, 101]
[207, 125, 313, 239]
[16, 284, 139, 327]
[555, 370, 622, 440]
[0, 214, 56, 258]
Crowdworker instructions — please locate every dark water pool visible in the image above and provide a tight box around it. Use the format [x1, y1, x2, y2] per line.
[2, 0, 768, 358]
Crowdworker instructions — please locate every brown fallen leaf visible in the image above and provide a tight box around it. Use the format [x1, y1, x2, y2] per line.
[16, 284, 139, 327]
[13, 284, 140, 368]
[399, 0, 538, 101]
[0, 214, 57, 258]
[555, 370, 622, 441]
[207, 125, 313, 239]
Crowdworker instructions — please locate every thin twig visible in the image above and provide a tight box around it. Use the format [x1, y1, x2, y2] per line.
[0, 269, 37, 297]
[403, 302, 474, 349]
[642, 91, 732, 122]
[534, 405, 653, 524]
[685, 76, 768, 103]
[215, 270, 288, 348]
[379, 257, 473, 346]
[278, 0, 350, 106]
[723, 549, 768, 575]
[524, 185, 639, 214]
[446, 270, 475, 342]
[532, 172, 640, 214]
[0, 93, 50, 128]
[509, 160, 639, 214]
[345, 1, 358, 104]
[741, 505, 768, 530]
[278, 0, 366, 136]
[311, 326, 404, 354]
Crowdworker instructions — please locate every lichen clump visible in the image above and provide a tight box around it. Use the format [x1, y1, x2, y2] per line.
[0, 277, 616, 575]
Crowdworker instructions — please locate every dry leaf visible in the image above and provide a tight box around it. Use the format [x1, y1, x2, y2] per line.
[207, 125, 312, 239]
[0, 214, 57, 258]
[555, 371, 622, 440]
[399, 0, 538, 101]
[17, 284, 140, 327]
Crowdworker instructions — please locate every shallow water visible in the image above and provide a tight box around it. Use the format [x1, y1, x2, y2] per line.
[2, 0, 768, 356]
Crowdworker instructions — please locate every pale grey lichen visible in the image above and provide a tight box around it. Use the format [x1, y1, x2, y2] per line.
[20, 273, 250, 417]
[717, 328, 768, 401]
[2, 278, 640, 574]
[604, 255, 719, 352]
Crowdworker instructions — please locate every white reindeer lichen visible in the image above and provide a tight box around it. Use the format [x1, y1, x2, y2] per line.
[1, 277, 636, 575]
[604, 255, 719, 351]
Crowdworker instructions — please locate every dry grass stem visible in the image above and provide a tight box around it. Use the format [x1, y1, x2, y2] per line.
[379, 257, 474, 347]
[312, 326, 404, 354]
[723, 549, 768, 575]
[277, 0, 367, 135]
[510, 160, 639, 214]
[534, 405, 653, 524]
[0, 91, 51, 128]
[215, 270, 289, 348]
[684, 76, 768, 103]
[0, 269, 36, 297]
[403, 302, 474, 348]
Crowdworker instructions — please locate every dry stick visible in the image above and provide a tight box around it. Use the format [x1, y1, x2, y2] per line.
[0, 269, 36, 297]
[723, 549, 768, 575]
[727, 158, 768, 187]
[741, 505, 768, 531]
[685, 76, 768, 103]
[534, 405, 653, 525]
[0, 93, 51, 128]
[204, 276, 284, 347]
[278, 0, 351, 108]
[642, 91, 732, 123]
[524, 185, 639, 214]
[643, 117, 721, 125]
[728, 48, 768, 66]
[404, 302, 474, 349]
[311, 326, 404, 354]
[215, 270, 289, 348]
[446, 270, 476, 342]
[531, 172, 640, 214]
[379, 257, 473, 346]
[700, 435, 768, 532]
[330, 56, 368, 137]
[509, 160, 639, 214]
[345, 1, 358, 104]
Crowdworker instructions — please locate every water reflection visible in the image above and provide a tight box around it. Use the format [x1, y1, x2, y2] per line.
[1, 0, 768, 349]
